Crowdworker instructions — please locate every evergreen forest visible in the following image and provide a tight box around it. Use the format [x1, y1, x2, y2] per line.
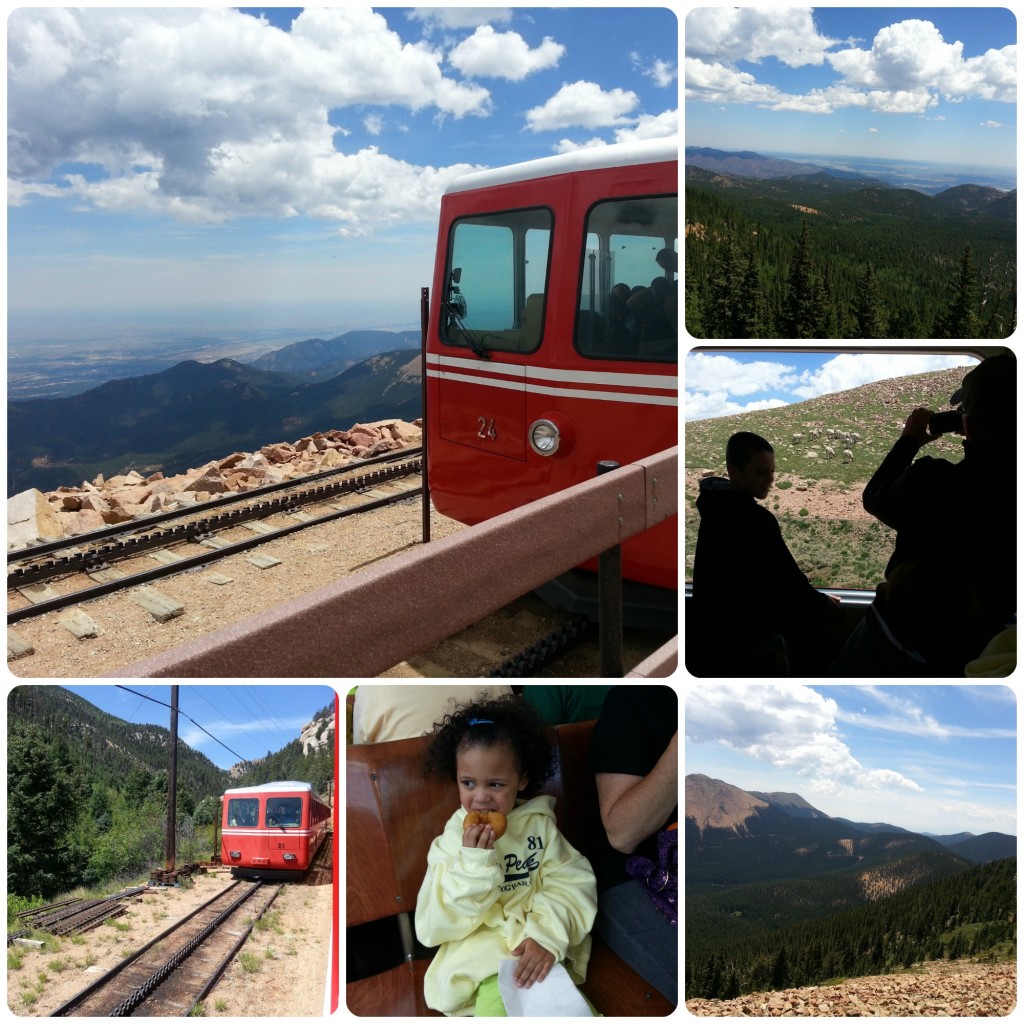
[686, 857, 1016, 1000]
[685, 169, 1016, 339]
[6, 687, 334, 905]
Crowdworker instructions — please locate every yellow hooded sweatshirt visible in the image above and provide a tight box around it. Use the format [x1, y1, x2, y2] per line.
[414, 794, 597, 1015]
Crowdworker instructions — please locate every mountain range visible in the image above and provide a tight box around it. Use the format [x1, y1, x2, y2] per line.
[685, 147, 1016, 222]
[7, 333, 423, 496]
[687, 774, 1015, 880]
[686, 774, 1016, 999]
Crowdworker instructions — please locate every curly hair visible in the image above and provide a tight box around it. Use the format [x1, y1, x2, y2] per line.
[422, 693, 557, 798]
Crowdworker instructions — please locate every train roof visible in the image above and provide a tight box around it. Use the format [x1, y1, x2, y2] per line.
[224, 780, 315, 795]
[444, 136, 677, 195]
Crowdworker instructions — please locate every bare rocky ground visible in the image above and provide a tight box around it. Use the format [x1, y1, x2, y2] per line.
[685, 959, 1016, 1017]
[7, 868, 333, 1016]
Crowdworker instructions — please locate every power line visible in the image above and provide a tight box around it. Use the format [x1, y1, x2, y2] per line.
[114, 684, 250, 764]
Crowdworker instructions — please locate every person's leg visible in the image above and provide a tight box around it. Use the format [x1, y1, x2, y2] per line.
[594, 880, 677, 1004]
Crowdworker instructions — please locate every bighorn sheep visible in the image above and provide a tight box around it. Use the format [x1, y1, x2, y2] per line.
[843, 448, 853, 463]
[792, 433, 803, 444]
[824, 445, 835, 459]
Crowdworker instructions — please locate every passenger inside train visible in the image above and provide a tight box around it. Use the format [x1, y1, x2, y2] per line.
[346, 684, 677, 1017]
[829, 352, 1016, 677]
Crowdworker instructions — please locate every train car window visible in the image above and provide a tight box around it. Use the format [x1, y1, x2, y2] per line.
[441, 207, 552, 355]
[575, 195, 677, 362]
[227, 797, 259, 827]
[266, 798, 303, 828]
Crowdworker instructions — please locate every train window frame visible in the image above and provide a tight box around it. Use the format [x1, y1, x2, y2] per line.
[227, 797, 259, 827]
[574, 193, 678, 363]
[265, 797, 303, 828]
[439, 205, 553, 356]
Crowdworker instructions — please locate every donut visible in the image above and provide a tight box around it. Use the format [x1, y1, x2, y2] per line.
[464, 810, 507, 839]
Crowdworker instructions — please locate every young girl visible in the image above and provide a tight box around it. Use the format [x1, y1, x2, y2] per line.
[415, 695, 598, 1016]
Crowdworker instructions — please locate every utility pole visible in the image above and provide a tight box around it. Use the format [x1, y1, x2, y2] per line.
[165, 685, 179, 872]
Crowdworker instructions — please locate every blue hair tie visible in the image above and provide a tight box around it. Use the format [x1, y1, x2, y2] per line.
[469, 717, 494, 726]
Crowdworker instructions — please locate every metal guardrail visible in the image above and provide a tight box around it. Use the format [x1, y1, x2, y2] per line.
[110, 447, 678, 679]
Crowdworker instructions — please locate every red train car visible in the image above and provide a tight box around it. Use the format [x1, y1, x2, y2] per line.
[222, 780, 331, 878]
[425, 137, 677, 624]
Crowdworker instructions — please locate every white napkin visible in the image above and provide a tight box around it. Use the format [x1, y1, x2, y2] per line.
[497, 959, 591, 1016]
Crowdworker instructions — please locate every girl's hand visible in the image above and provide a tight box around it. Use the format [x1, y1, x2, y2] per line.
[461, 823, 496, 850]
[510, 937, 555, 988]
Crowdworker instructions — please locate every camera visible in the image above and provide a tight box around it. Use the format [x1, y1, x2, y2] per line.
[928, 407, 965, 435]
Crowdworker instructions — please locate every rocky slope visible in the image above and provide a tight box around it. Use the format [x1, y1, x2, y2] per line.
[686, 959, 1015, 1016]
[8, 417, 421, 550]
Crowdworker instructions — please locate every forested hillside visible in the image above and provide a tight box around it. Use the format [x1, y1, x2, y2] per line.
[685, 169, 1016, 338]
[687, 857, 1016, 1000]
[229, 701, 334, 795]
[6, 687, 331, 901]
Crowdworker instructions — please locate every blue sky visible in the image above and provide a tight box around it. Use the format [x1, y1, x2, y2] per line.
[62, 684, 337, 770]
[685, 684, 1017, 836]
[6, 6, 678, 344]
[686, 7, 1016, 169]
[685, 349, 979, 420]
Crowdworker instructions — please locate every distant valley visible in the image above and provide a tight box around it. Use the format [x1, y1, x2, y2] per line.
[686, 774, 1016, 1000]
[7, 330, 422, 497]
[684, 146, 1016, 339]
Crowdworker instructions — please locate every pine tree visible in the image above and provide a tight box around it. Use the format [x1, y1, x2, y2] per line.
[737, 243, 769, 338]
[783, 221, 826, 338]
[852, 263, 887, 338]
[934, 244, 981, 337]
[707, 235, 744, 337]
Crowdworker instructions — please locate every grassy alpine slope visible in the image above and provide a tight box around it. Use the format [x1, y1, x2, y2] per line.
[684, 365, 970, 589]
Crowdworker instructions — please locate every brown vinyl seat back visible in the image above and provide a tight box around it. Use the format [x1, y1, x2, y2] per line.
[346, 735, 459, 926]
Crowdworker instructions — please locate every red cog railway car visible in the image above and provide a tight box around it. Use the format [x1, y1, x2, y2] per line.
[222, 780, 331, 879]
[425, 137, 677, 624]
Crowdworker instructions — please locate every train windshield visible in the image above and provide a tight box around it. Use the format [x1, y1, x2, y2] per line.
[227, 797, 259, 827]
[266, 798, 303, 828]
[442, 207, 552, 355]
[576, 195, 677, 362]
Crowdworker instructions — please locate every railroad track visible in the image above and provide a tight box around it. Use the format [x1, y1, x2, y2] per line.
[8, 448, 422, 629]
[50, 879, 280, 1017]
[11, 888, 147, 943]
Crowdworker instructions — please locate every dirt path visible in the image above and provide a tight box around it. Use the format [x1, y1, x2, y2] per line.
[7, 868, 333, 1016]
[685, 959, 1016, 1017]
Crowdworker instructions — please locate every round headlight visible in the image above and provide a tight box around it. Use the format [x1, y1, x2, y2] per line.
[529, 419, 560, 456]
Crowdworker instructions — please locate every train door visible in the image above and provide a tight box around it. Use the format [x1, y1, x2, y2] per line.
[435, 206, 552, 464]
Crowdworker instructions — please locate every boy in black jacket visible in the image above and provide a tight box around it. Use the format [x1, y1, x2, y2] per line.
[688, 431, 840, 677]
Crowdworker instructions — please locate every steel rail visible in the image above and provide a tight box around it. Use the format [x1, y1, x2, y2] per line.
[48, 880, 250, 1017]
[8, 444, 420, 563]
[107, 882, 274, 1017]
[9, 455, 421, 584]
[182, 884, 282, 1016]
[9, 483, 421, 626]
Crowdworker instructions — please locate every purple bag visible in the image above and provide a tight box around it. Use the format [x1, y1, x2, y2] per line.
[624, 826, 677, 926]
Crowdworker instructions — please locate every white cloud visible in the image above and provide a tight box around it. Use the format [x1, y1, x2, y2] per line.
[686, 353, 797, 397]
[685, 7, 837, 68]
[6, 7, 492, 230]
[982, 119, 1006, 128]
[788, 353, 976, 401]
[631, 52, 677, 87]
[685, 12, 1016, 115]
[449, 26, 564, 81]
[686, 684, 924, 796]
[525, 80, 639, 132]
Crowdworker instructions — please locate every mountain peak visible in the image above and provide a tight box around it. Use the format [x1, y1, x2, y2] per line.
[685, 773, 770, 836]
